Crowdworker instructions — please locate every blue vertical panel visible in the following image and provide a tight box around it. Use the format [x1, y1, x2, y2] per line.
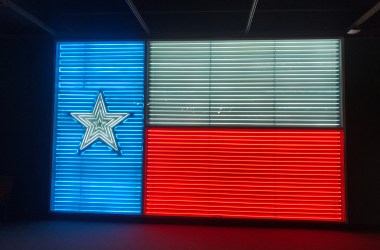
[51, 41, 145, 214]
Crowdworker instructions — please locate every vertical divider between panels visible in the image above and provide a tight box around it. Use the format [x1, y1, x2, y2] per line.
[273, 41, 277, 127]
[142, 41, 149, 216]
[274, 42, 279, 213]
[273, 41, 277, 213]
[209, 42, 212, 126]
[208, 41, 212, 212]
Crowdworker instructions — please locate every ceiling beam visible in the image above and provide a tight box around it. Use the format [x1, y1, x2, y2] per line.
[245, 0, 259, 33]
[0, 0, 57, 36]
[124, 0, 150, 34]
[348, 1, 380, 34]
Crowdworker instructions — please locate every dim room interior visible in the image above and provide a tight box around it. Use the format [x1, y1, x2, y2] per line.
[1, 0, 380, 249]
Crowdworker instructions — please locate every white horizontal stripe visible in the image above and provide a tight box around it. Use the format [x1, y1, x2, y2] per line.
[149, 40, 341, 127]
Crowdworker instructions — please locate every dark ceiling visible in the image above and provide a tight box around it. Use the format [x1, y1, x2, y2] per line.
[0, 0, 379, 38]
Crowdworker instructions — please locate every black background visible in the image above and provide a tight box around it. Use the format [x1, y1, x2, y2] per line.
[0, 37, 54, 220]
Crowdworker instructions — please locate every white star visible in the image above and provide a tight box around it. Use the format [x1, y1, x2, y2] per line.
[71, 92, 131, 151]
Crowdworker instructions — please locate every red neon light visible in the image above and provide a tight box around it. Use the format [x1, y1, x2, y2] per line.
[145, 128, 345, 222]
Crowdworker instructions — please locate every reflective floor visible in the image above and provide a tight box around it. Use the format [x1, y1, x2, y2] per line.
[1, 221, 380, 250]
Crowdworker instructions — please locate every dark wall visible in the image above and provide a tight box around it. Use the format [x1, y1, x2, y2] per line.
[345, 37, 380, 225]
[0, 36, 54, 220]
[0, 36, 380, 225]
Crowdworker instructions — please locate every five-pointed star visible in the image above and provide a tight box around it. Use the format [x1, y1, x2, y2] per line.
[71, 92, 130, 151]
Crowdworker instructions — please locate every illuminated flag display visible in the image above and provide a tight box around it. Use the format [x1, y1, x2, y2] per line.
[50, 39, 345, 222]
[51, 41, 145, 214]
[146, 40, 345, 222]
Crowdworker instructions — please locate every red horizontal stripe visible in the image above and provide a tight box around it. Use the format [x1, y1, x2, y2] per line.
[145, 128, 345, 222]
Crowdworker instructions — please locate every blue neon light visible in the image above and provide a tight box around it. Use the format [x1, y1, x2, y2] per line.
[51, 41, 145, 214]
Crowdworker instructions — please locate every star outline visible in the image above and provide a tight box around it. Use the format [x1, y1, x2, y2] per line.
[70, 91, 131, 152]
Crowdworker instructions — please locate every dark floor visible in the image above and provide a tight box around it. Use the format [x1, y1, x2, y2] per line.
[1, 221, 380, 250]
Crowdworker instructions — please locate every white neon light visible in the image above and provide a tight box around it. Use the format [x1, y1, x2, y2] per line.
[71, 92, 131, 151]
